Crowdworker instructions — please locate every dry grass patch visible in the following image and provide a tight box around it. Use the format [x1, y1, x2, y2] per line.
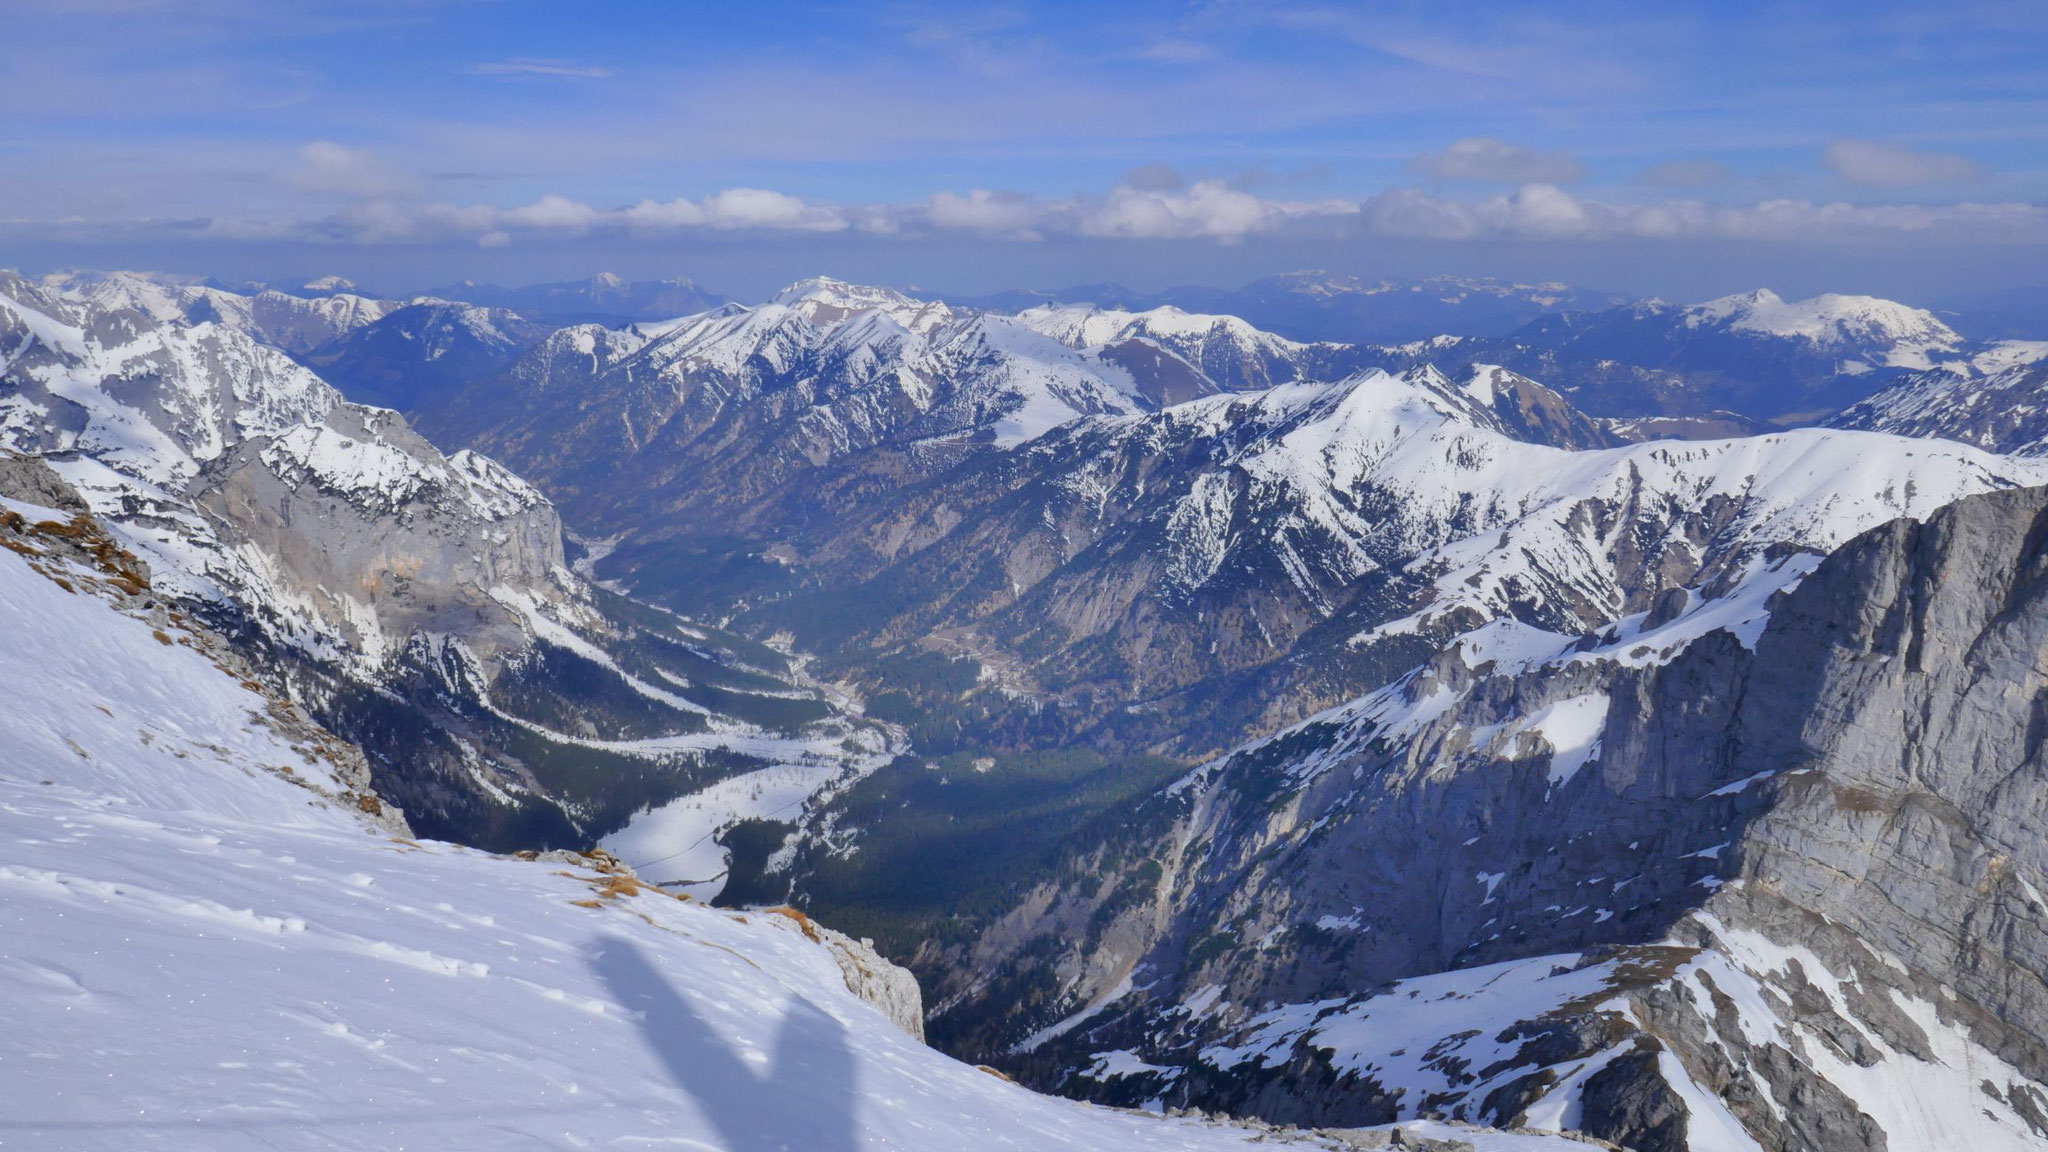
[764, 905, 823, 943]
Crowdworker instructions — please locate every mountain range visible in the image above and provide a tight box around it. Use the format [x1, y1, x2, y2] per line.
[0, 271, 892, 859]
[9, 264, 2048, 1150]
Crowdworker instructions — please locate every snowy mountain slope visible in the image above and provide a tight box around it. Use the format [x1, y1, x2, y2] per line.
[43, 269, 401, 356]
[931, 482, 2048, 1152]
[31, 271, 563, 413]
[756, 361, 2048, 760]
[1014, 302, 1355, 393]
[771, 275, 961, 333]
[413, 278, 1184, 546]
[0, 271, 345, 487]
[0, 513, 1579, 1152]
[1828, 360, 2048, 456]
[1, 273, 892, 867]
[0, 271, 566, 669]
[1682, 288, 1964, 370]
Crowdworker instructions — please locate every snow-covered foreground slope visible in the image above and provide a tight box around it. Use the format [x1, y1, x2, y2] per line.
[0, 496, 1577, 1151]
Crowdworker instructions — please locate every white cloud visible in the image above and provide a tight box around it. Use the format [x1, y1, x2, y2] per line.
[1490, 183, 1593, 236]
[699, 188, 847, 231]
[621, 197, 709, 229]
[1076, 180, 1357, 241]
[928, 189, 1042, 237]
[286, 141, 414, 199]
[1823, 139, 1983, 187]
[500, 194, 602, 230]
[1408, 137, 1586, 184]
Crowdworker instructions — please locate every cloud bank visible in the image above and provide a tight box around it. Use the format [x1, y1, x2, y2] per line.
[131, 141, 2042, 250]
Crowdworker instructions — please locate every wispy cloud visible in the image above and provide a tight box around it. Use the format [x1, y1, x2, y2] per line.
[286, 141, 415, 199]
[1408, 138, 1587, 184]
[1823, 139, 1983, 186]
[467, 58, 612, 80]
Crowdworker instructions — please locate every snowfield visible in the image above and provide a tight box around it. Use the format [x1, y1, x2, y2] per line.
[0, 501, 1581, 1150]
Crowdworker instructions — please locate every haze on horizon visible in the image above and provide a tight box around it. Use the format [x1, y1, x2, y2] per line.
[2, 0, 2045, 304]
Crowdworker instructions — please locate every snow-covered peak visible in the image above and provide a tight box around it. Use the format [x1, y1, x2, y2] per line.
[3, 278, 576, 674]
[248, 409, 549, 534]
[49, 269, 196, 323]
[31, 270, 401, 357]
[302, 274, 359, 294]
[768, 276, 955, 334]
[1017, 302, 1306, 354]
[1036, 356, 2048, 637]
[1, 277, 343, 487]
[1010, 302, 1331, 395]
[1684, 288, 1963, 367]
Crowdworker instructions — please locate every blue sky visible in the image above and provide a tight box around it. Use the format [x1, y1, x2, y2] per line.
[2, 0, 2045, 300]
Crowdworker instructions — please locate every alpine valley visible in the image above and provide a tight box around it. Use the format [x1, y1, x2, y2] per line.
[8, 266, 2048, 1152]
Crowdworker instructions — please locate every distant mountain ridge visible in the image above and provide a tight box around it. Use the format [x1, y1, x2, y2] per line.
[954, 271, 1630, 345]
[425, 271, 726, 322]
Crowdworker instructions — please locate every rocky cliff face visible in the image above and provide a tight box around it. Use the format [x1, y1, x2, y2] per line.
[0, 270, 577, 672]
[193, 405, 571, 668]
[932, 482, 2048, 1151]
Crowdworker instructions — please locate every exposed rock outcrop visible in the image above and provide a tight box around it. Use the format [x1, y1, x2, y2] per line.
[934, 482, 2048, 1151]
